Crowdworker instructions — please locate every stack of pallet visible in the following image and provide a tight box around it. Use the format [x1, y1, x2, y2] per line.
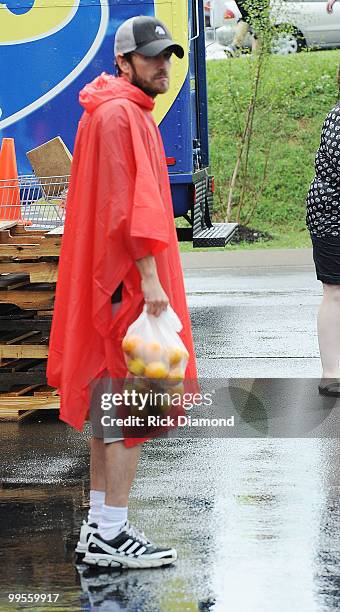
[0, 221, 61, 420]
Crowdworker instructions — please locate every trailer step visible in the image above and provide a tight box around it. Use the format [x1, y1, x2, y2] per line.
[193, 223, 238, 248]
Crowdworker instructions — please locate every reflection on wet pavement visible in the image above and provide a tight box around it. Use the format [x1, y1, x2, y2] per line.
[186, 266, 321, 378]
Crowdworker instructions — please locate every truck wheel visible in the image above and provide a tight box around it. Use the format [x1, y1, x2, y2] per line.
[271, 27, 306, 55]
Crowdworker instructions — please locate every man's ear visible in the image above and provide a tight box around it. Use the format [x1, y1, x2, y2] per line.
[116, 54, 131, 76]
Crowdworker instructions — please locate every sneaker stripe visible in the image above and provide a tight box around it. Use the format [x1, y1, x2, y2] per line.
[125, 541, 141, 554]
[135, 546, 147, 557]
[90, 536, 120, 555]
[117, 539, 133, 552]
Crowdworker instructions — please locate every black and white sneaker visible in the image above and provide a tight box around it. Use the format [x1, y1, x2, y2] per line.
[224, 44, 237, 57]
[83, 521, 177, 569]
[75, 521, 98, 559]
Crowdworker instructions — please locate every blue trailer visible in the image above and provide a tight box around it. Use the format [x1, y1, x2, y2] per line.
[0, 0, 236, 246]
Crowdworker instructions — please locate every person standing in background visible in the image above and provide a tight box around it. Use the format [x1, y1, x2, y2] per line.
[224, 0, 268, 57]
[306, 66, 340, 397]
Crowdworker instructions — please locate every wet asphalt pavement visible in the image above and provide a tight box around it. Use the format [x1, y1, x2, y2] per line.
[1, 261, 340, 612]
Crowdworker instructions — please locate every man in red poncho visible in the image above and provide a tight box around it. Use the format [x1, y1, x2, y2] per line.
[46, 15, 198, 569]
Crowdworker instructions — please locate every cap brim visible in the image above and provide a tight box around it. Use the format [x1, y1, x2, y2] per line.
[136, 39, 184, 59]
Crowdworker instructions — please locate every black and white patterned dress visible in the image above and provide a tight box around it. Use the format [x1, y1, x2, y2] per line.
[306, 103, 340, 237]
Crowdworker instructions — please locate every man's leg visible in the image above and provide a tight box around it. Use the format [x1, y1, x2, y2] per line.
[225, 20, 250, 56]
[83, 302, 176, 568]
[104, 441, 141, 506]
[90, 437, 106, 492]
[251, 34, 261, 53]
[88, 438, 106, 524]
[75, 437, 106, 558]
[88, 300, 122, 527]
[317, 283, 340, 379]
[233, 20, 250, 49]
[86, 438, 141, 539]
[98, 441, 142, 541]
[84, 437, 177, 568]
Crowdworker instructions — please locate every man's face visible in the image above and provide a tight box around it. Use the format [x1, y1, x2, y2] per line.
[117, 50, 172, 97]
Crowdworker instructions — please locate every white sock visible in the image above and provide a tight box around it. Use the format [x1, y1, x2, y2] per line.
[87, 490, 105, 525]
[98, 504, 128, 541]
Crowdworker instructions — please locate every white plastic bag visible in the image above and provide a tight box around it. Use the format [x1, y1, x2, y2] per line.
[122, 305, 189, 385]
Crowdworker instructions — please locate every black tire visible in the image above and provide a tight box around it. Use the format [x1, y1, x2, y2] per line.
[271, 26, 306, 55]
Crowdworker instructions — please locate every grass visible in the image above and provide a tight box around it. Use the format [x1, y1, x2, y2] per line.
[183, 49, 340, 252]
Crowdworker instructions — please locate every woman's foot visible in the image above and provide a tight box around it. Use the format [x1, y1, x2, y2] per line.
[318, 377, 340, 397]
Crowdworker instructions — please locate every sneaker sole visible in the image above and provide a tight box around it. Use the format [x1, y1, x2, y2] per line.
[75, 545, 87, 553]
[75, 543, 91, 562]
[83, 550, 177, 569]
[75, 532, 97, 557]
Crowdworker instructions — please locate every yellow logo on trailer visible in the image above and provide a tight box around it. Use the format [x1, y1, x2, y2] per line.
[0, 0, 78, 45]
[153, 0, 189, 125]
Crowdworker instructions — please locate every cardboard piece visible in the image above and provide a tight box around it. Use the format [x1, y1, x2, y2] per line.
[26, 137, 72, 196]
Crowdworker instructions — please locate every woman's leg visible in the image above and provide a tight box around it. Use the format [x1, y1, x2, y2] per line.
[317, 283, 340, 379]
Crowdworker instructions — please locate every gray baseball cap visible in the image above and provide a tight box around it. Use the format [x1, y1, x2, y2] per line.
[114, 15, 184, 59]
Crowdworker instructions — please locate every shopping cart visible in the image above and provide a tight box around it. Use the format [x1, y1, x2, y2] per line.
[0, 175, 69, 230]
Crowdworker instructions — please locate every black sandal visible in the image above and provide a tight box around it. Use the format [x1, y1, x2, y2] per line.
[318, 380, 340, 397]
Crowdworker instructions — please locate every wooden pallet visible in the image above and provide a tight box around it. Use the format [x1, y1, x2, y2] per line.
[0, 224, 64, 420]
[0, 394, 59, 421]
[0, 482, 84, 502]
[0, 312, 50, 389]
[0, 289, 55, 310]
[0, 313, 52, 332]
[0, 261, 58, 283]
[0, 375, 60, 421]
[0, 326, 50, 360]
[0, 225, 61, 259]
[0, 383, 58, 398]
[0, 226, 57, 309]
[0, 369, 59, 417]
[0, 228, 58, 308]
[0, 240, 61, 259]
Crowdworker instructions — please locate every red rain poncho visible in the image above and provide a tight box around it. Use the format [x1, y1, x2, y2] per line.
[46, 73, 197, 446]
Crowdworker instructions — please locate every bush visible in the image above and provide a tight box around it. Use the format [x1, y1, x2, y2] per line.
[207, 50, 340, 229]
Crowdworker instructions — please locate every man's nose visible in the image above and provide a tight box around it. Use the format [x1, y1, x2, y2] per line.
[156, 54, 169, 68]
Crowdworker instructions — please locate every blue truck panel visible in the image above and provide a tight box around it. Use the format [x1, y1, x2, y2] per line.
[0, 0, 226, 240]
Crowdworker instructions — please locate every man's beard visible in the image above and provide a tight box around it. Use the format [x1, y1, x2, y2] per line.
[130, 65, 165, 98]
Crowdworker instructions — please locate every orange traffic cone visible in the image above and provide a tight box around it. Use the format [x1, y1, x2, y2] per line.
[0, 138, 24, 223]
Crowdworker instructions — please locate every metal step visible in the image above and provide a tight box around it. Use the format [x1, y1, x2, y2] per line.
[193, 223, 238, 248]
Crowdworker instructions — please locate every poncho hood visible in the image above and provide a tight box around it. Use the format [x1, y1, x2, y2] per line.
[79, 73, 155, 114]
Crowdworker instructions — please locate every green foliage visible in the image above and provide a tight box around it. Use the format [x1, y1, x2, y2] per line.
[208, 50, 340, 229]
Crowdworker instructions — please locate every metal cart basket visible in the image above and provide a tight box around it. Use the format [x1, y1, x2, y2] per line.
[0, 175, 69, 230]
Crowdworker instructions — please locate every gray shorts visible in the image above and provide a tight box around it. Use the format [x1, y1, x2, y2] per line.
[90, 303, 124, 444]
[90, 388, 124, 443]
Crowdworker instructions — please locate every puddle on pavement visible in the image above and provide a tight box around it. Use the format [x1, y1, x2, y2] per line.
[0, 480, 215, 611]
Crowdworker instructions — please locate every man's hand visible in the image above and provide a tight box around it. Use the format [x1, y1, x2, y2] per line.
[141, 275, 169, 316]
[136, 255, 169, 317]
[327, 0, 336, 13]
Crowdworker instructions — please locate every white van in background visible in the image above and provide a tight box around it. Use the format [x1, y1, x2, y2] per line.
[205, 0, 340, 54]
